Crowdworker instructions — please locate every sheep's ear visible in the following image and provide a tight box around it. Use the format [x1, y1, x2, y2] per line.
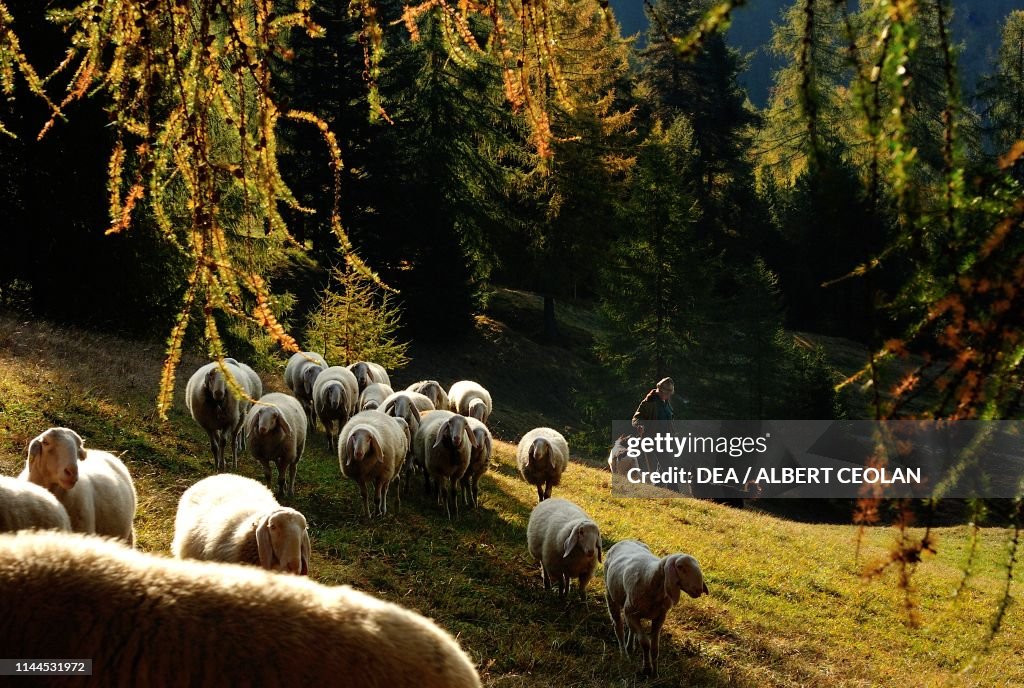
[300, 530, 311, 576]
[255, 514, 274, 570]
[369, 433, 383, 464]
[466, 425, 479, 449]
[71, 431, 87, 461]
[702, 580, 709, 596]
[344, 435, 356, 467]
[28, 436, 43, 464]
[276, 409, 291, 435]
[663, 556, 682, 605]
[484, 434, 492, 460]
[598, 532, 604, 563]
[563, 523, 581, 558]
[433, 423, 449, 450]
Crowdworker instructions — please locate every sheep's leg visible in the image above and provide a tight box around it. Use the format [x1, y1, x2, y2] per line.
[624, 612, 649, 674]
[276, 460, 287, 498]
[375, 478, 386, 516]
[649, 612, 666, 678]
[606, 593, 626, 654]
[536, 484, 545, 502]
[358, 481, 371, 519]
[424, 469, 432, 496]
[287, 460, 298, 498]
[229, 428, 239, 470]
[392, 474, 401, 513]
[471, 475, 480, 508]
[450, 478, 460, 519]
[559, 573, 569, 600]
[261, 460, 273, 490]
[578, 572, 591, 602]
[544, 480, 553, 500]
[541, 563, 551, 590]
[209, 433, 223, 472]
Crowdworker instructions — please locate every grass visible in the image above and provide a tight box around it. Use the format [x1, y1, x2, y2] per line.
[0, 310, 1021, 687]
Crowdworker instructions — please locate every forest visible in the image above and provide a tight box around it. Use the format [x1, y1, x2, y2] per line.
[0, 0, 1023, 685]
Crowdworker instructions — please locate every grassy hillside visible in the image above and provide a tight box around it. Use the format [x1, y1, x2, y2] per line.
[0, 312, 1021, 687]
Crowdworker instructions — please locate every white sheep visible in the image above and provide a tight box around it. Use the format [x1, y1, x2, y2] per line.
[0, 475, 71, 533]
[225, 358, 263, 454]
[406, 380, 449, 412]
[19, 427, 136, 545]
[172, 474, 311, 575]
[608, 435, 640, 476]
[526, 498, 602, 600]
[516, 427, 569, 502]
[338, 411, 409, 518]
[460, 417, 492, 508]
[403, 390, 436, 413]
[313, 366, 360, 452]
[447, 380, 492, 423]
[348, 361, 391, 392]
[284, 351, 328, 430]
[604, 539, 709, 678]
[186, 359, 259, 471]
[414, 410, 477, 519]
[359, 382, 394, 411]
[244, 393, 308, 498]
[0, 531, 482, 687]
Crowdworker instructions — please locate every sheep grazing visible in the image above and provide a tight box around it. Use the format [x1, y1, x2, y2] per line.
[414, 410, 477, 519]
[284, 351, 328, 430]
[359, 382, 394, 411]
[172, 474, 311, 575]
[526, 498, 602, 601]
[19, 427, 136, 545]
[313, 366, 360, 452]
[516, 427, 569, 502]
[186, 359, 259, 471]
[460, 417, 492, 508]
[244, 393, 308, 498]
[339, 411, 409, 518]
[604, 539, 709, 678]
[448, 380, 492, 423]
[406, 380, 449, 412]
[0, 475, 71, 533]
[608, 434, 640, 476]
[348, 361, 391, 393]
[0, 531, 482, 687]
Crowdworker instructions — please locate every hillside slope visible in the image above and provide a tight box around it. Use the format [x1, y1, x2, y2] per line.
[0, 313, 1020, 687]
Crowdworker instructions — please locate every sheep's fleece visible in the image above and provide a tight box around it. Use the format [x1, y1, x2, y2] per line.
[0, 531, 481, 688]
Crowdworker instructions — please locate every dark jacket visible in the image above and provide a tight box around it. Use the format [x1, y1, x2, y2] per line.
[631, 389, 673, 430]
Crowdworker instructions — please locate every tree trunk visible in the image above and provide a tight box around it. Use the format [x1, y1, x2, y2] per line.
[543, 294, 558, 343]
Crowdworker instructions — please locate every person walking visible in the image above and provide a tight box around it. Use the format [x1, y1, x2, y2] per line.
[631, 377, 675, 436]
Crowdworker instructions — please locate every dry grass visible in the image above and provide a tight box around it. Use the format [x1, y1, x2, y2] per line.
[0, 313, 1020, 687]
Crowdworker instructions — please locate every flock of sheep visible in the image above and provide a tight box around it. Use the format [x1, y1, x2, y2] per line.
[0, 351, 709, 682]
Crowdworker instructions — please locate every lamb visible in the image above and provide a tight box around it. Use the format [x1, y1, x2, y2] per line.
[516, 427, 569, 502]
[406, 380, 449, 412]
[0, 531, 482, 687]
[348, 361, 391, 392]
[604, 539, 709, 678]
[338, 411, 410, 518]
[313, 366, 360, 452]
[244, 393, 308, 498]
[19, 427, 136, 545]
[186, 359, 259, 471]
[526, 498, 602, 600]
[172, 474, 310, 575]
[0, 475, 71, 533]
[447, 380, 492, 423]
[460, 417, 492, 509]
[413, 410, 477, 519]
[284, 351, 328, 430]
[359, 382, 394, 411]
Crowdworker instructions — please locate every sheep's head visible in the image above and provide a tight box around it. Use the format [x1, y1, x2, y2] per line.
[205, 366, 227, 403]
[351, 362, 370, 390]
[436, 415, 476, 452]
[253, 406, 288, 439]
[467, 399, 488, 422]
[301, 364, 323, 398]
[471, 427, 492, 464]
[527, 438, 551, 468]
[563, 520, 602, 564]
[255, 508, 310, 575]
[27, 427, 86, 491]
[346, 428, 381, 467]
[663, 553, 709, 604]
[325, 382, 343, 411]
[422, 382, 443, 407]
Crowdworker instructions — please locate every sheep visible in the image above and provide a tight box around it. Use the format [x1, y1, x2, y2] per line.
[172, 474, 310, 575]
[406, 380, 449, 412]
[348, 361, 391, 392]
[460, 417, 492, 509]
[0, 531, 482, 688]
[225, 358, 263, 454]
[359, 382, 394, 411]
[516, 427, 569, 502]
[186, 359, 258, 471]
[380, 391, 425, 487]
[313, 366, 360, 452]
[604, 539, 709, 678]
[0, 475, 71, 533]
[448, 380, 492, 423]
[19, 427, 136, 545]
[526, 498, 602, 601]
[338, 411, 409, 518]
[608, 434, 640, 476]
[413, 410, 478, 519]
[402, 390, 436, 413]
[284, 351, 328, 430]
[244, 393, 308, 498]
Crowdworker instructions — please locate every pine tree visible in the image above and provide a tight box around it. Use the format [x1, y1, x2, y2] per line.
[982, 10, 1024, 158]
